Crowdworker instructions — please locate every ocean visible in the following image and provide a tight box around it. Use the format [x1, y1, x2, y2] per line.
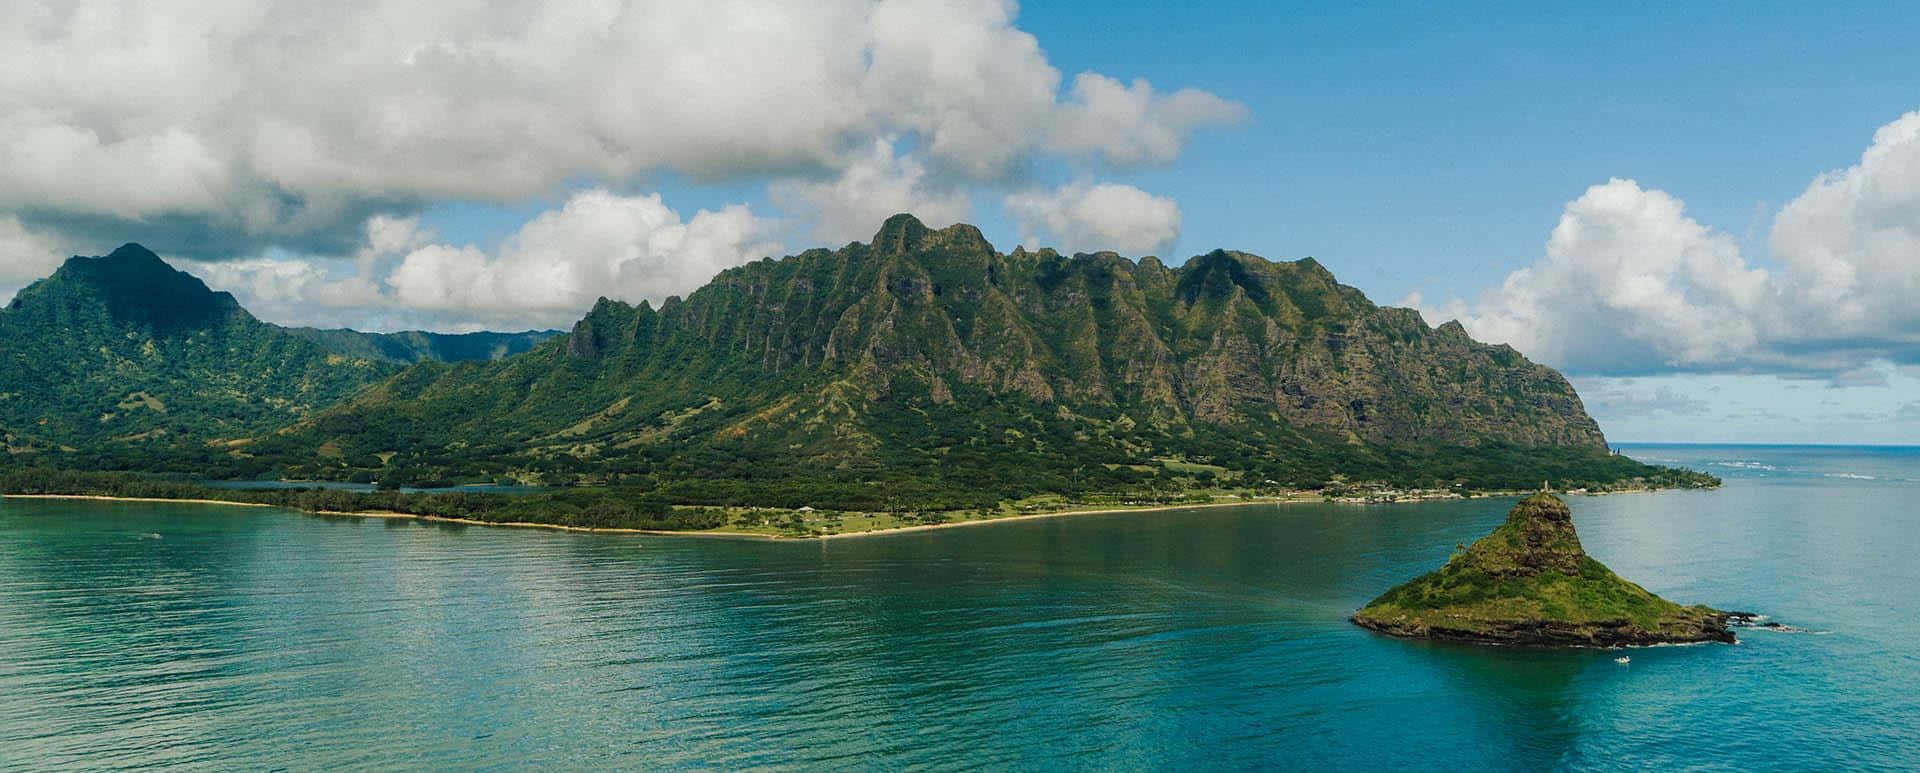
[2, 444, 1915, 769]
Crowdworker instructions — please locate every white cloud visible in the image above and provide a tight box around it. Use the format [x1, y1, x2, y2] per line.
[382, 191, 779, 327]
[0, 0, 1241, 257]
[1004, 182, 1182, 255]
[187, 190, 779, 330]
[1424, 179, 1772, 374]
[181, 254, 385, 327]
[387, 190, 779, 321]
[1050, 73, 1249, 166]
[1424, 110, 1920, 379]
[0, 215, 68, 301]
[769, 139, 972, 245]
[1769, 111, 1920, 343]
[1576, 379, 1713, 419]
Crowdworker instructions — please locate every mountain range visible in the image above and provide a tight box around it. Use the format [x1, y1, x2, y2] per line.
[1, 220, 1707, 506]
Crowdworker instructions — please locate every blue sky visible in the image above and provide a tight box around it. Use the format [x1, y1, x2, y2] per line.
[420, 2, 1920, 300]
[3, 1, 1917, 443]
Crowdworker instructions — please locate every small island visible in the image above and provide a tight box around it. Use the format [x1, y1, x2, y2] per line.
[1352, 494, 1738, 647]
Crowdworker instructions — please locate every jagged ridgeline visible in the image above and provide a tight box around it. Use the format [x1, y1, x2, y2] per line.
[249, 215, 1705, 499]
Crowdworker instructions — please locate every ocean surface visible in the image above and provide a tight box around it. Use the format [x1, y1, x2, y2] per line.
[1, 444, 1915, 770]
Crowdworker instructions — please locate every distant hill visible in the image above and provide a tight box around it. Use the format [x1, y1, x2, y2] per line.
[284, 327, 558, 364]
[0, 244, 398, 456]
[0, 245, 554, 468]
[249, 215, 1703, 503]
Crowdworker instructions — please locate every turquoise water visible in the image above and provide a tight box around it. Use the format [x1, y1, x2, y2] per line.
[1, 445, 1915, 769]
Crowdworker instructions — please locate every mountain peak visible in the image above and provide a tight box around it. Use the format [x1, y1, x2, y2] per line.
[104, 242, 165, 264]
[871, 213, 930, 253]
[1463, 493, 1587, 576]
[23, 244, 244, 331]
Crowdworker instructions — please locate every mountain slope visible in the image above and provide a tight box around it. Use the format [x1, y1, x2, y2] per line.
[0, 245, 398, 457]
[252, 215, 1695, 499]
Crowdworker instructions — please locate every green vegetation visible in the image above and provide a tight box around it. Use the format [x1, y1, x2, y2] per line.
[1352, 494, 1732, 646]
[0, 222, 1719, 517]
[0, 468, 1306, 538]
[0, 245, 556, 469]
[0, 244, 399, 453]
[216, 215, 1714, 502]
[0, 469, 725, 531]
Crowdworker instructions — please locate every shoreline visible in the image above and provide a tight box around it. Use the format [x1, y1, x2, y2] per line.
[1, 493, 788, 540]
[815, 498, 1296, 540]
[5, 492, 1319, 540]
[2, 486, 1693, 541]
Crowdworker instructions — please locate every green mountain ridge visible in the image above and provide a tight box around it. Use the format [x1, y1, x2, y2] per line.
[242, 215, 1708, 502]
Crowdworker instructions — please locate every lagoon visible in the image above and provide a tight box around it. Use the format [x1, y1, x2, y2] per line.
[1, 445, 1916, 769]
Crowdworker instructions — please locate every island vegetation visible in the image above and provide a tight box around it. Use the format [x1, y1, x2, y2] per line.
[1352, 494, 1738, 647]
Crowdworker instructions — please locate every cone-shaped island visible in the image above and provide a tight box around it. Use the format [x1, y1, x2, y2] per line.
[1352, 494, 1736, 647]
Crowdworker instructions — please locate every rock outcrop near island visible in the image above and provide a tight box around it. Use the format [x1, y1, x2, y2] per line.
[1352, 494, 1735, 647]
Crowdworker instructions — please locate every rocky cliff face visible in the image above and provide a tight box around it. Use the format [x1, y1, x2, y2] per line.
[550, 214, 1605, 448]
[1352, 494, 1735, 647]
[253, 215, 1653, 493]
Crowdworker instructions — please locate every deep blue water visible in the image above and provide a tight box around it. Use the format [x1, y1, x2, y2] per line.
[1, 445, 1915, 769]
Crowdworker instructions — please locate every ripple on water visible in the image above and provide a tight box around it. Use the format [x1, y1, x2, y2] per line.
[2, 469, 1918, 769]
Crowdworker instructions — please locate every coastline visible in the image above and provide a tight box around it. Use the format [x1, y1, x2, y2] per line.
[2, 486, 1686, 541]
[3, 493, 286, 509]
[2, 493, 788, 540]
[5, 492, 1317, 540]
[814, 498, 1295, 540]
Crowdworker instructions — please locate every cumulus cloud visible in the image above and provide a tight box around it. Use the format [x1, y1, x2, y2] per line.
[1004, 182, 1182, 255]
[0, 215, 69, 301]
[1423, 110, 1920, 379]
[1576, 380, 1713, 419]
[186, 190, 779, 330]
[387, 190, 778, 322]
[1769, 112, 1920, 346]
[769, 139, 972, 245]
[1421, 178, 1773, 374]
[182, 255, 385, 328]
[0, 0, 1241, 257]
[1050, 73, 1249, 166]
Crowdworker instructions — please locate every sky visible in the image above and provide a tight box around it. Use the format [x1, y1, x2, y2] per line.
[2, 1, 1918, 444]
